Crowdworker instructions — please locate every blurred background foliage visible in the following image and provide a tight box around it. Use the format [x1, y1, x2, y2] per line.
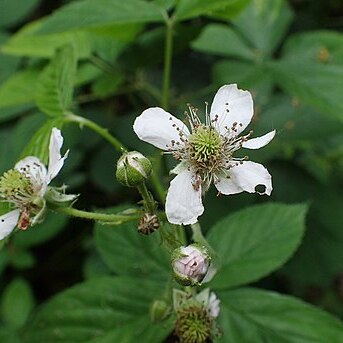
[0, 0, 343, 340]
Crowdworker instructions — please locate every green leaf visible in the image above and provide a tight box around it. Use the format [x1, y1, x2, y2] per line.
[212, 60, 273, 106]
[0, 0, 40, 28]
[270, 165, 343, 287]
[1, 278, 35, 329]
[0, 329, 21, 343]
[2, 19, 91, 59]
[91, 72, 123, 98]
[269, 31, 343, 121]
[281, 30, 343, 62]
[36, 45, 77, 117]
[9, 113, 46, 165]
[37, 0, 165, 34]
[174, 0, 250, 21]
[207, 203, 308, 289]
[254, 95, 343, 144]
[0, 32, 20, 84]
[22, 276, 173, 343]
[0, 69, 39, 109]
[232, 0, 293, 55]
[192, 24, 255, 60]
[218, 287, 343, 342]
[2, 19, 140, 59]
[95, 211, 170, 280]
[19, 119, 64, 164]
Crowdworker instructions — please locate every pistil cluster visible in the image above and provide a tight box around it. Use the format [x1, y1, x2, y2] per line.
[166, 104, 252, 191]
[0, 169, 35, 208]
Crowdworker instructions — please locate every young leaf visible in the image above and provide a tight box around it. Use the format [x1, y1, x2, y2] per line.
[1, 278, 35, 329]
[36, 45, 77, 117]
[37, 0, 165, 34]
[174, 0, 249, 22]
[20, 119, 64, 164]
[192, 24, 255, 61]
[21, 276, 173, 343]
[0, 33, 20, 84]
[0, 69, 39, 109]
[218, 287, 343, 342]
[232, 0, 293, 56]
[0, 0, 40, 28]
[95, 210, 170, 280]
[207, 203, 308, 289]
[268, 31, 343, 121]
[2, 19, 91, 59]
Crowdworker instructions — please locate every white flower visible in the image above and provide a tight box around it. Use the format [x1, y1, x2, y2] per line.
[172, 244, 211, 286]
[208, 292, 220, 318]
[0, 128, 69, 239]
[134, 84, 275, 225]
[173, 288, 221, 342]
[195, 288, 221, 319]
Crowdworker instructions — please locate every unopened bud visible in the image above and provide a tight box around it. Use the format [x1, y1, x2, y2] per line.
[171, 244, 211, 286]
[150, 299, 170, 323]
[116, 151, 152, 187]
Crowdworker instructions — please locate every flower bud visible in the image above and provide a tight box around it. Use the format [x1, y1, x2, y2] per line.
[171, 244, 211, 286]
[116, 151, 152, 187]
[150, 299, 170, 323]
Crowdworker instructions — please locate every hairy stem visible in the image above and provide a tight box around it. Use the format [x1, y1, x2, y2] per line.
[54, 206, 140, 223]
[136, 182, 156, 214]
[65, 113, 126, 152]
[191, 222, 215, 255]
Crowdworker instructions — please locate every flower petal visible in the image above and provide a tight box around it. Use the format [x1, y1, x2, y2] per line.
[47, 128, 68, 184]
[133, 107, 190, 150]
[210, 84, 253, 136]
[0, 209, 20, 240]
[170, 161, 189, 175]
[242, 130, 276, 149]
[216, 161, 272, 195]
[15, 156, 48, 194]
[215, 173, 244, 195]
[166, 169, 204, 225]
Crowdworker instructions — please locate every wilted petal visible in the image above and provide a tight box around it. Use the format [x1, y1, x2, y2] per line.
[166, 169, 204, 225]
[210, 84, 253, 136]
[133, 107, 190, 150]
[15, 156, 48, 194]
[0, 209, 20, 240]
[217, 161, 272, 195]
[47, 128, 68, 184]
[242, 130, 276, 149]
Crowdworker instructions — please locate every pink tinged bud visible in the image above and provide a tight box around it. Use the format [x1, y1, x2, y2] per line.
[172, 244, 211, 286]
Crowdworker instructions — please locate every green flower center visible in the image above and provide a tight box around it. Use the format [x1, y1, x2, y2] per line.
[0, 169, 33, 202]
[175, 305, 212, 343]
[188, 125, 223, 164]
